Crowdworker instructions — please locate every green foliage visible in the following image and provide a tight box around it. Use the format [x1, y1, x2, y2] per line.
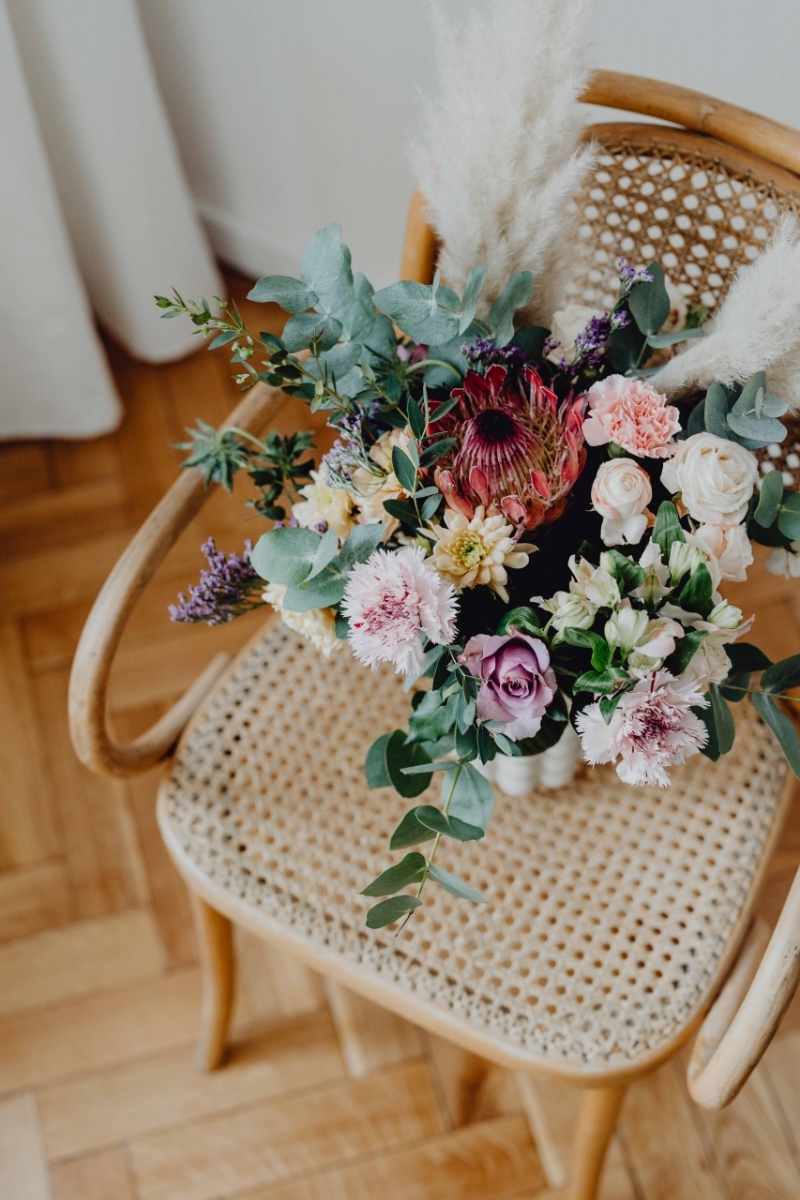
[628, 263, 671, 335]
[177, 420, 252, 490]
[458, 266, 487, 335]
[361, 853, 427, 897]
[247, 275, 318, 311]
[605, 549, 645, 592]
[446, 763, 494, 832]
[652, 501, 685, 557]
[750, 691, 800, 779]
[755, 470, 784, 528]
[496, 606, 542, 635]
[487, 271, 534, 347]
[646, 328, 707, 349]
[677, 562, 714, 617]
[777, 493, 800, 540]
[562, 628, 611, 671]
[427, 864, 486, 903]
[697, 373, 788, 450]
[761, 654, 800, 695]
[365, 895, 421, 928]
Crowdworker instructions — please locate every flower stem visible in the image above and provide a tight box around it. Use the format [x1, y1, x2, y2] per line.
[396, 761, 463, 935]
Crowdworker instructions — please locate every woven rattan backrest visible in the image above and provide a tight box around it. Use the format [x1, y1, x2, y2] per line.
[569, 122, 800, 314]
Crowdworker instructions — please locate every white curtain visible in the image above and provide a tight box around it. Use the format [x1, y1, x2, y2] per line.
[0, 0, 222, 440]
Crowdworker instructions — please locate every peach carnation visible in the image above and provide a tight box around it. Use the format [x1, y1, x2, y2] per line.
[584, 375, 680, 459]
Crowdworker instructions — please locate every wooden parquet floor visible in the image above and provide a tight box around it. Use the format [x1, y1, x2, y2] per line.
[2, 271, 800, 1199]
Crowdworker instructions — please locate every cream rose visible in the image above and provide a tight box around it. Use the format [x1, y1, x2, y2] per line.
[547, 304, 602, 365]
[591, 458, 652, 546]
[691, 522, 754, 583]
[661, 433, 758, 527]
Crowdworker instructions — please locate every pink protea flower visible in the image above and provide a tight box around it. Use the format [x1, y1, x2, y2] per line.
[583, 375, 681, 458]
[432, 364, 587, 532]
[575, 670, 709, 787]
[342, 547, 457, 675]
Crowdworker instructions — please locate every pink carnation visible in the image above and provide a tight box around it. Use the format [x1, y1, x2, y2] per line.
[583, 375, 681, 459]
[343, 547, 458, 675]
[575, 670, 708, 787]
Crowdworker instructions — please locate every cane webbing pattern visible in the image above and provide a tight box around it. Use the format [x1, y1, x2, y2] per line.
[162, 626, 787, 1069]
[568, 130, 800, 315]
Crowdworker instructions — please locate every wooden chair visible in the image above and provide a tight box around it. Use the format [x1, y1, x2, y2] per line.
[69, 72, 800, 1200]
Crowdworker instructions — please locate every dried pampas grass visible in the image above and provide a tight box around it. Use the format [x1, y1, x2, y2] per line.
[653, 215, 800, 410]
[413, 0, 595, 325]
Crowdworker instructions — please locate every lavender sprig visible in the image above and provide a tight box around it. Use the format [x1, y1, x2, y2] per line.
[169, 539, 264, 626]
[463, 337, 529, 371]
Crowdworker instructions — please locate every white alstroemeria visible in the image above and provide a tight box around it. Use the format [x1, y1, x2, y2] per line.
[693, 600, 754, 641]
[606, 608, 684, 666]
[668, 535, 722, 590]
[572, 554, 622, 608]
[680, 636, 732, 690]
[537, 591, 597, 633]
[767, 542, 800, 578]
[605, 607, 648, 656]
[632, 541, 671, 605]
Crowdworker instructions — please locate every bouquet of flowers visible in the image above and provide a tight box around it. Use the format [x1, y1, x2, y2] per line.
[162, 223, 800, 928]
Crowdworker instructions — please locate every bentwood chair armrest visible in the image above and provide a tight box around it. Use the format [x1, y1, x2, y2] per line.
[580, 69, 800, 178]
[688, 863, 800, 1109]
[69, 381, 289, 779]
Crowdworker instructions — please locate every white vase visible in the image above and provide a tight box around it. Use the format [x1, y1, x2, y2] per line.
[480, 723, 581, 795]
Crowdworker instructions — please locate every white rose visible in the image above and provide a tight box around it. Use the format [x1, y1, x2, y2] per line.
[591, 458, 652, 546]
[661, 433, 758, 527]
[691, 522, 753, 583]
[547, 304, 602, 365]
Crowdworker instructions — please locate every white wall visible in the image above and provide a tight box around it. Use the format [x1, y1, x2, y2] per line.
[137, 0, 800, 290]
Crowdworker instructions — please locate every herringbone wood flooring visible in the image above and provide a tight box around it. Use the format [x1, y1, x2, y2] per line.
[1, 272, 800, 1199]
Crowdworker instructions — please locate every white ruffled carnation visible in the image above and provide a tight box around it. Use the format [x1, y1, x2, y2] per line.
[262, 583, 340, 658]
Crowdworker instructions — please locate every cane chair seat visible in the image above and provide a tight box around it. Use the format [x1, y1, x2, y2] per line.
[159, 623, 790, 1081]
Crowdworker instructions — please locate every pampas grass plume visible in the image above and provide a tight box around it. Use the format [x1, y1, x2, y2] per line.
[413, 0, 595, 325]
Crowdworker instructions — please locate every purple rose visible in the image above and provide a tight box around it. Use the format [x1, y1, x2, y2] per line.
[460, 632, 556, 741]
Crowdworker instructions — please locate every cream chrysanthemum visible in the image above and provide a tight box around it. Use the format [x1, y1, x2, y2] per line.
[292, 470, 355, 541]
[428, 506, 535, 603]
[262, 583, 339, 658]
[349, 427, 412, 531]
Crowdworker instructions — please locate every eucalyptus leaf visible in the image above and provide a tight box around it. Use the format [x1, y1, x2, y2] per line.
[300, 223, 355, 321]
[488, 271, 534, 347]
[386, 731, 433, 798]
[447, 763, 494, 832]
[281, 312, 342, 352]
[247, 275, 318, 312]
[778, 493, 800, 540]
[341, 271, 377, 341]
[389, 808, 437, 850]
[364, 732, 393, 788]
[646, 328, 707, 348]
[414, 805, 484, 842]
[703, 383, 732, 440]
[761, 653, 800, 695]
[282, 568, 345, 612]
[726, 412, 786, 444]
[373, 280, 459, 344]
[250, 526, 321, 586]
[304, 528, 339, 582]
[751, 691, 800, 779]
[458, 266, 487, 335]
[709, 683, 735, 755]
[427, 864, 486, 903]
[755, 470, 784, 528]
[361, 852, 427, 897]
[335, 522, 385, 572]
[628, 262, 670, 334]
[365, 895, 421, 928]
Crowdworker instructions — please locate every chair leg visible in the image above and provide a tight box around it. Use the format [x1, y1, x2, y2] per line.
[566, 1083, 627, 1200]
[190, 892, 235, 1071]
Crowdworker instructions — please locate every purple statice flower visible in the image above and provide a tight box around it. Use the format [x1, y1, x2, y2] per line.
[273, 516, 300, 529]
[169, 539, 263, 626]
[542, 335, 571, 374]
[572, 310, 631, 370]
[463, 337, 529, 372]
[618, 257, 654, 287]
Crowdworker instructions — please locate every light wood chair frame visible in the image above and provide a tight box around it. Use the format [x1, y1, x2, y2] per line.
[69, 71, 800, 1200]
